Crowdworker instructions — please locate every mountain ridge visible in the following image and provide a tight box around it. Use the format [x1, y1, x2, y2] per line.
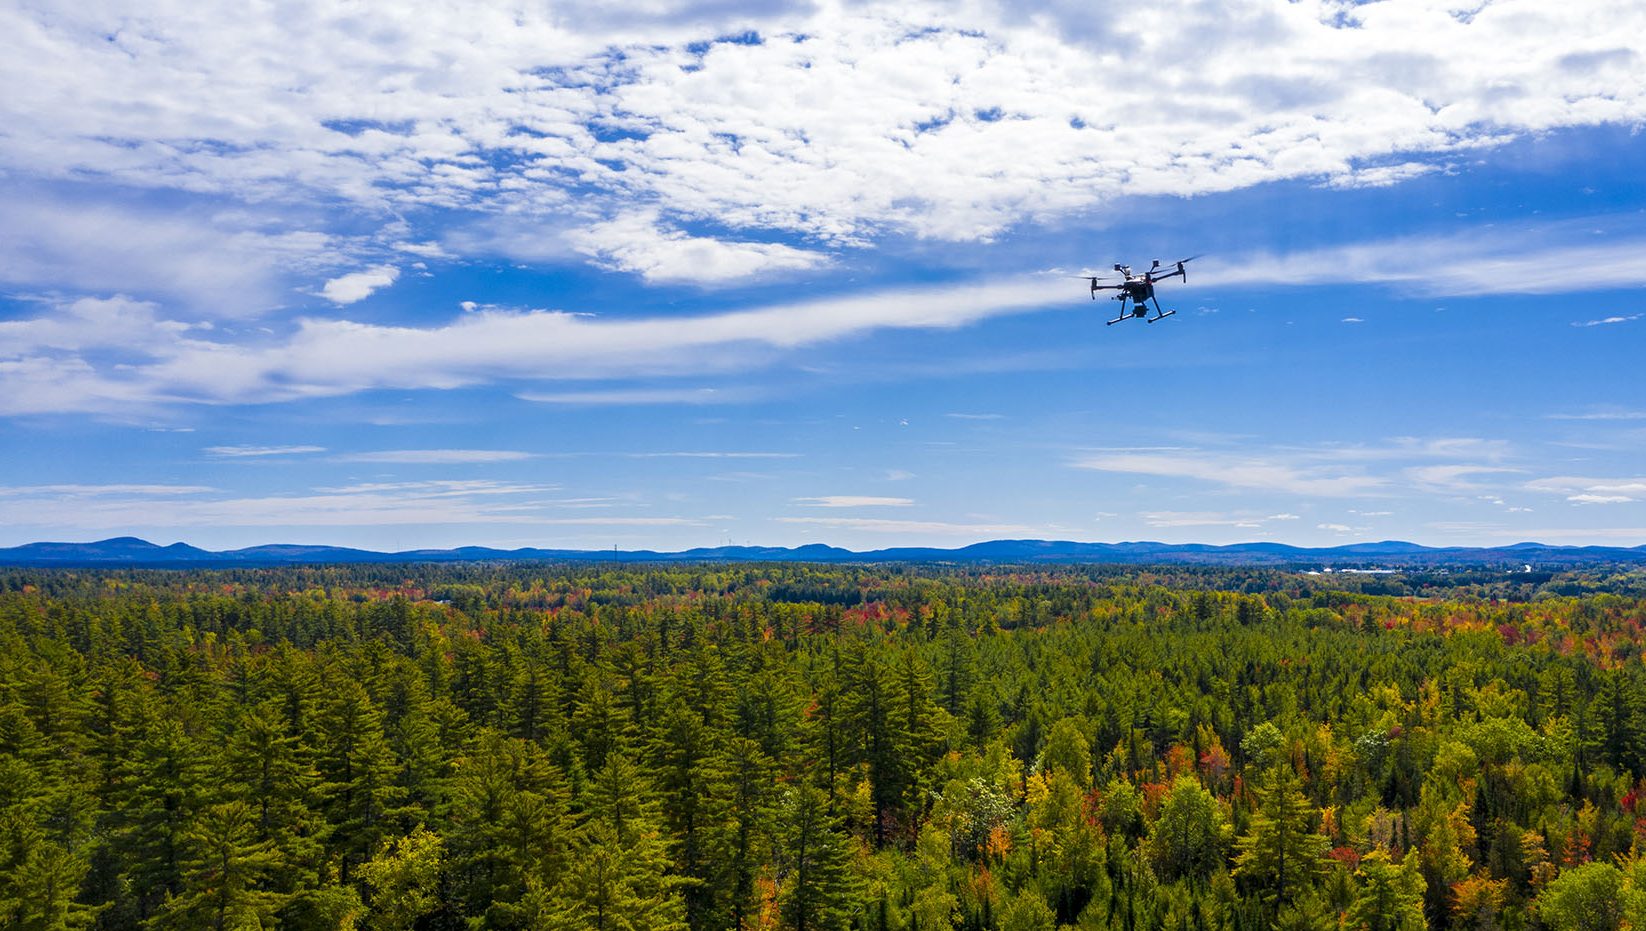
[0, 536, 1642, 567]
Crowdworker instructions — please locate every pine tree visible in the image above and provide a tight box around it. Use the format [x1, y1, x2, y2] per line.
[445, 731, 572, 925]
[1343, 850, 1425, 931]
[111, 717, 211, 920]
[724, 737, 776, 931]
[778, 784, 858, 931]
[651, 703, 734, 931]
[842, 648, 912, 846]
[1232, 768, 1328, 914]
[148, 800, 285, 931]
[0, 810, 100, 931]
[221, 703, 324, 885]
[314, 677, 407, 880]
[538, 752, 686, 931]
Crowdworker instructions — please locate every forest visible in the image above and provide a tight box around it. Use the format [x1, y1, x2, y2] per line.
[3, 562, 1646, 930]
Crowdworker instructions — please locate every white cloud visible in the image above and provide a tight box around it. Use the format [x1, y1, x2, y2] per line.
[333, 449, 535, 463]
[1573, 314, 1642, 327]
[205, 444, 326, 457]
[1076, 438, 1528, 499]
[3, 0, 1643, 273]
[320, 266, 400, 304]
[0, 189, 335, 313]
[1317, 522, 1353, 533]
[1546, 409, 1646, 421]
[1076, 451, 1388, 497]
[1525, 475, 1646, 503]
[627, 451, 799, 459]
[793, 496, 914, 508]
[0, 276, 1068, 415]
[1341, 317, 1364, 324]
[0, 296, 198, 357]
[517, 387, 746, 405]
[0, 483, 216, 497]
[776, 516, 1036, 535]
[1197, 220, 1646, 297]
[0, 478, 717, 530]
[1403, 464, 1521, 492]
[1141, 510, 1298, 528]
[567, 210, 829, 284]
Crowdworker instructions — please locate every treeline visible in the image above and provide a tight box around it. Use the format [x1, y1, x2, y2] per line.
[2, 564, 1646, 929]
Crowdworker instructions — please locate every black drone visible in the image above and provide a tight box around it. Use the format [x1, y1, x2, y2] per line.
[1078, 256, 1200, 326]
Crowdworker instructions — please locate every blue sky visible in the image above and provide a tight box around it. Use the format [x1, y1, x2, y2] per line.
[2, 0, 1644, 551]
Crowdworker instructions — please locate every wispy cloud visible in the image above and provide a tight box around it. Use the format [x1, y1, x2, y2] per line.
[0, 479, 717, 530]
[1075, 451, 1388, 497]
[1075, 437, 1522, 499]
[333, 449, 536, 464]
[0, 484, 216, 497]
[1141, 511, 1301, 529]
[776, 517, 1036, 536]
[1546, 409, 1646, 421]
[205, 445, 326, 458]
[793, 496, 914, 508]
[1573, 313, 1642, 327]
[1524, 475, 1646, 503]
[518, 387, 748, 405]
[946, 412, 1005, 421]
[0, 278, 1068, 415]
[626, 451, 800, 459]
[1197, 220, 1646, 297]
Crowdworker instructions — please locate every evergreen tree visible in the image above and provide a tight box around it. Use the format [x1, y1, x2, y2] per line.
[651, 703, 734, 931]
[148, 801, 285, 931]
[110, 718, 210, 921]
[1343, 850, 1425, 931]
[778, 784, 858, 931]
[1232, 768, 1328, 914]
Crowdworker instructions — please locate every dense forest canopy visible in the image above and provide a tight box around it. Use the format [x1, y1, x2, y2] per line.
[3, 562, 1646, 930]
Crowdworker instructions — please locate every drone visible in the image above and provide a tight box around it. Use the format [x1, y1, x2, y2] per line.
[1078, 256, 1200, 326]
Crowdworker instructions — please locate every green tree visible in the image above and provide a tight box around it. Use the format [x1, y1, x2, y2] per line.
[1038, 718, 1091, 788]
[1343, 850, 1425, 931]
[359, 826, 444, 931]
[1232, 769, 1328, 912]
[1536, 861, 1623, 931]
[112, 718, 210, 920]
[1147, 775, 1228, 883]
[148, 801, 285, 931]
[651, 703, 734, 931]
[778, 784, 858, 931]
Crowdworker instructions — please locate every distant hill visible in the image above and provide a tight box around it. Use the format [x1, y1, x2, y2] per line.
[0, 536, 1642, 568]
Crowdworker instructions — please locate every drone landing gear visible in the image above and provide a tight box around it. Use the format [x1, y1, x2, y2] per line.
[1107, 298, 1176, 326]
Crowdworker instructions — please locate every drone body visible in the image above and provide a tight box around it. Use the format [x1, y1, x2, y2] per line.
[1080, 256, 1199, 326]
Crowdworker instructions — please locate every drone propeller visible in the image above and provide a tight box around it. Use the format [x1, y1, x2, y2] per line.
[1146, 254, 1204, 282]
